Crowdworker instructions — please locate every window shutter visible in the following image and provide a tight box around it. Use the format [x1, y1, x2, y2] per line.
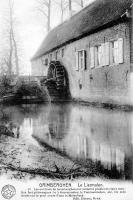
[101, 44, 105, 66]
[94, 47, 98, 67]
[90, 47, 95, 68]
[75, 52, 79, 71]
[83, 50, 86, 70]
[114, 40, 119, 64]
[110, 42, 113, 65]
[79, 51, 82, 69]
[118, 38, 124, 64]
[105, 42, 109, 66]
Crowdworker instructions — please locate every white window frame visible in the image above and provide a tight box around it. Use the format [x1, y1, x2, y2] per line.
[94, 45, 102, 68]
[118, 38, 124, 64]
[75, 50, 86, 71]
[110, 38, 124, 65]
[90, 38, 124, 69]
[104, 42, 110, 66]
[90, 47, 95, 69]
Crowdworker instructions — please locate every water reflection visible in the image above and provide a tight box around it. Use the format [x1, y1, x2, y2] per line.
[0, 108, 20, 138]
[0, 103, 133, 180]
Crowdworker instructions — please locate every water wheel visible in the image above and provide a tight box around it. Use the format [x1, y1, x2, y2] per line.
[45, 61, 68, 101]
[47, 61, 66, 90]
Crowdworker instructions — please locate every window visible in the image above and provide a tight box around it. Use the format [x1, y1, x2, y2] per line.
[104, 42, 110, 66]
[75, 50, 86, 71]
[90, 47, 95, 68]
[50, 53, 52, 61]
[45, 58, 48, 66]
[90, 38, 124, 69]
[94, 45, 102, 67]
[110, 38, 124, 64]
[61, 48, 64, 57]
[90, 45, 104, 68]
[78, 51, 84, 69]
[41, 56, 46, 65]
[55, 51, 58, 60]
[111, 40, 119, 64]
[118, 38, 124, 63]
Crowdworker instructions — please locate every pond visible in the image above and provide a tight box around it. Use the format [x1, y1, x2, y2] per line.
[0, 103, 133, 180]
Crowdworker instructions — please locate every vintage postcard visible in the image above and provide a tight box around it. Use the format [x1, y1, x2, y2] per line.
[0, 0, 133, 199]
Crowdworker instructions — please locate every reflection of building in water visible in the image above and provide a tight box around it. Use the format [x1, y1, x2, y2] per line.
[32, 104, 133, 180]
[65, 106, 132, 179]
[76, 137, 125, 172]
[32, 104, 71, 150]
[48, 104, 71, 140]
[20, 118, 33, 138]
[0, 106, 24, 139]
[130, 115, 133, 181]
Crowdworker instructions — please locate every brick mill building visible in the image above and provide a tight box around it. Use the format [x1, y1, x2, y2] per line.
[31, 0, 133, 104]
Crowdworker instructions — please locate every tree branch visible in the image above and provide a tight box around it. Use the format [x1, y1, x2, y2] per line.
[36, 7, 48, 17]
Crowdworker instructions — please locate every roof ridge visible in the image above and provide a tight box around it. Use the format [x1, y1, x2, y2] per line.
[32, 0, 132, 61]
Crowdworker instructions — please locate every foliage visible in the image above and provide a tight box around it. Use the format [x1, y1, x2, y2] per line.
[15, 81, 44, 98]
[0, 75, 13, 97]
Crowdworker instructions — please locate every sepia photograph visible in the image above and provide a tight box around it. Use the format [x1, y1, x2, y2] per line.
[0, 0, 133, 199]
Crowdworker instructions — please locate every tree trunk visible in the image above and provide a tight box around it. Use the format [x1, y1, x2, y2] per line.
[9, 29, 13, 75]
[12, 31, 19, 76]
[9, 0, 13, 75]
[48, 0, 51, 31]
[81, 0, 84, 8]
[69, 0, 72, 17]
[61, 0, 63, 23]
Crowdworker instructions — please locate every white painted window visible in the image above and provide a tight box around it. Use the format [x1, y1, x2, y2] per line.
[75, 50, 86, 71]
[94, 45, 104, 67]
[75, 52, 79, 71]
[94, 46, 99, 67]
[90, 47, 95, 68]
[104, 42, 110, 66]
[110, 38, 124, 64]
[90, 38, 124, 69]
[98, 45, 102, 66]
[78, 51, 84, 69]
[114, 40, 119, 64]
[82, 50, 86, 70]
[118, 38, 124, 64]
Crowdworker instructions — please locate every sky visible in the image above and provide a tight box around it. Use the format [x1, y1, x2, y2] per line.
[0, 0, 94, 75]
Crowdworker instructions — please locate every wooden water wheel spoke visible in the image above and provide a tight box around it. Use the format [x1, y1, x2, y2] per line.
[45, 61, 69, 102]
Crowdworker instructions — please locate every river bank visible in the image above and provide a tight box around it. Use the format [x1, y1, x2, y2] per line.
[0, 133, 89, 180]
[0, 103, 132, 181]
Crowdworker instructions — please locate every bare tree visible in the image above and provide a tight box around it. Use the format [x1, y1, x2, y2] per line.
[69, 0, 72, 17]
[8, 0, 20, 76]
[0, 0, 20, 76]
[54, 0, 68, 23]
[73, 0, 84, 8]
[68, 0, 84, 18]
[36, 0, 51, 32]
